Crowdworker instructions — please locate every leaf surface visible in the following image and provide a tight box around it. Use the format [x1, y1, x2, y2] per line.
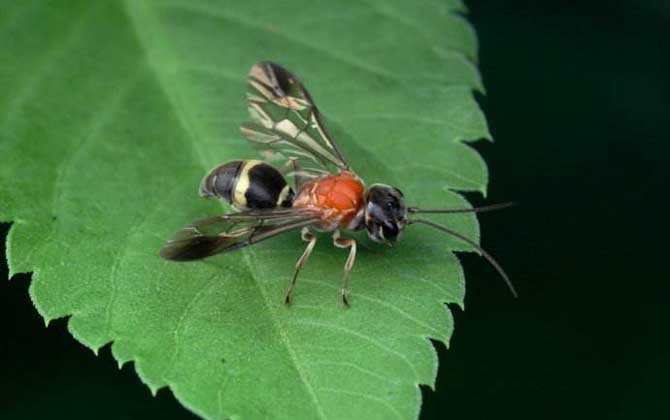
[0, 1, 491, 419]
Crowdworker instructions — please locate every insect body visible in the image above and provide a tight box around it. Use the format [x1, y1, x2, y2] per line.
[160, 62, 517, 305]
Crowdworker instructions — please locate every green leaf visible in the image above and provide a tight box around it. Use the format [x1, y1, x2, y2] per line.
[0, 1, 491, 419]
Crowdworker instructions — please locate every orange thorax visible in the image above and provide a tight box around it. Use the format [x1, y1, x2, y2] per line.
[293, 171, 365, 229]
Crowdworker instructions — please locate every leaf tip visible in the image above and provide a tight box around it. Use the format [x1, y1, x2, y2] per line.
[148, 384, 160, 397]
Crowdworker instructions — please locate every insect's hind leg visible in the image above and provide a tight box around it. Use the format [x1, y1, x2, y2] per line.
[284, 227, 317, 305]
[333, 231, 357, 307]
[285, 157, 305, 191]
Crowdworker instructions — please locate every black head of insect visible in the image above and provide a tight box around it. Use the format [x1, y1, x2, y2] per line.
[364, 184, 408, 244]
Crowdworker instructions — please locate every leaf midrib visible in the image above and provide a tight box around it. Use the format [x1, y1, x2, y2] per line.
[121, 1, 329, 418]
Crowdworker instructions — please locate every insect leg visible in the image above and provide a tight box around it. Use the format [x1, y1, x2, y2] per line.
[275, 157, 294, 175]
[284, 227, 317, 305]
[333, 231, 357, 307]
[289, 158, 305, 191]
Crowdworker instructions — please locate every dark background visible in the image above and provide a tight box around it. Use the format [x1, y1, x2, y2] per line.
[2, 1, 668, 419]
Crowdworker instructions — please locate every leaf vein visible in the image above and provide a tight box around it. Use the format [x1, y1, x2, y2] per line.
[243, 253, 329, 420]
[169, 272, 221, 376]
[305, 361, 392, 383]
[300, 279, 442, 337]
[291, 319, 420, 379]
[315, 387, 405, 420]
[171, 2, 401, 83]
[395, 162, 483, 191]
[1, 2, 101, 129]
[123, 2, 329, 418]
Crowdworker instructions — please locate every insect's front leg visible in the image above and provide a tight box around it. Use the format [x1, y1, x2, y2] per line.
[332, 230, 357, 307]
[285, 158, 306, 191]
[273, 157, 306, 192]
[285, 227, 317, 305]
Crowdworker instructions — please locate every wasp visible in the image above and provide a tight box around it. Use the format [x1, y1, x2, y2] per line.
[160, 62, 517, 306]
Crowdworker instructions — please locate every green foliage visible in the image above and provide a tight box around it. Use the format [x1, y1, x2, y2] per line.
[0, 1, 490, 419]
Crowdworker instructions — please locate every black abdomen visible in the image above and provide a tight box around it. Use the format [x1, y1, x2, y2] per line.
[200, 160, 294, 210]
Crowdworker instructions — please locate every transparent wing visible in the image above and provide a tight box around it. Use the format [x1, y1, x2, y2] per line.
[242, 61, 350, 179]
[160, 207, 322, 261]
